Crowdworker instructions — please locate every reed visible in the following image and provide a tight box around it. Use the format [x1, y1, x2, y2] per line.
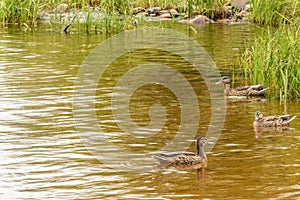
[241, 24, 300, 101]
[250, 0, 300, 25]
[0, 0, 42, 25]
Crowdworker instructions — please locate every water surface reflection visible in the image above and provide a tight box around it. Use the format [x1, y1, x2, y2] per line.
[0, 24, 299, 199]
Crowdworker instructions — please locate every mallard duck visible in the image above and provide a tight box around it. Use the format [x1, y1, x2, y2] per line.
[253, 111, 296, 127]
[154, 136, 207, 168]
[216, 76, 268, 96]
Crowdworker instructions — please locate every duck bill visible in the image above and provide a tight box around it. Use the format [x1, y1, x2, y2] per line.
[215, 80, 222, 85]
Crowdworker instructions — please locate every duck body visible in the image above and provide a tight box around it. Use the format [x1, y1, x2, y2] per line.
[253, 111, 296, 127]
[155, 151, 206, 165]
[217, 76, 268, 96]
[154, 136, 207, 168]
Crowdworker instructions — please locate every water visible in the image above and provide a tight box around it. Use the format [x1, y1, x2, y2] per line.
[0, 23, 299, 199]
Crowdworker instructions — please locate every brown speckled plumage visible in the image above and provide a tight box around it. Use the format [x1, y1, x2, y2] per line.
[154, 136, 207, 168]
[253, 111, 296, 127]
[217, 76, 268, 96]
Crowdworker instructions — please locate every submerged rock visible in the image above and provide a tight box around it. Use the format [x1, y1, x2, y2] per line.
[190, 15, 214, 24]
[179, 15, 214, 25]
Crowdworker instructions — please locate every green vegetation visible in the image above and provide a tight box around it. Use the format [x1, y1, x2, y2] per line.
[0, 0, 228, 32]
[250, 0, 300, 25]
[241, 24, 300, 101]
[0, 0, 137, 33]
[239, 0, 300, 101]
[0, 0, 41, 25]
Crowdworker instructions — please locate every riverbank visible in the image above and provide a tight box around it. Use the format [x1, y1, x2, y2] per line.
[1, 0, 252, 32]
[1, 0, 299, 32]
[43, 1, 251, 27]
[2, 0, 299, 31]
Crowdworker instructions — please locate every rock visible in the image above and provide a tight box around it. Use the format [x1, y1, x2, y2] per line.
[189, 15, 214, 25]
[244, 4, 251, 11]
[159, 13, 172, 19]
[216, 18, 231, 24]
[170, 9, 180, 17]
[54, 3, 69, 14]
[158, 10, 169, 15]
[237, 10, 249, 18]
[179, 15, 214, 25]
[149, 13, 157, 17]
[148, 7, 160, 16]
[136, 12, 147, 18]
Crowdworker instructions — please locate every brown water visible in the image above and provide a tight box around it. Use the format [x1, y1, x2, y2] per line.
[0, 23, 299, 199]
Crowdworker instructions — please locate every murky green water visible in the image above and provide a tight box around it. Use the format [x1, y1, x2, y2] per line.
[0, 23, 299, 199]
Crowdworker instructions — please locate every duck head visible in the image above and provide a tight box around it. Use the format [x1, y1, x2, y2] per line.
[255, 111, 263, 120]
[197, 136, 208, 146]
[216, 76, 231, 85]
[196, 136, 208, 159]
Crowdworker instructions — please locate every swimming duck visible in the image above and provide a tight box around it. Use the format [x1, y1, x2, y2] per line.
[216, 76, 268, 96]
[253, 111, 296, 127]
[154, 136, 207, 168]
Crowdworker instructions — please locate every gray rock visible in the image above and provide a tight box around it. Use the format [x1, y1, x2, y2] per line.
[244, 4, 251, 11]
[148, 7, 160, 15]
[54, 3, 69, 14]
[159, 13, 172, 19]
[189, 15, 214, 25]
[136, 12, 147, 18]
[170, 9, 180, 17]
[149, 13, 157, 17]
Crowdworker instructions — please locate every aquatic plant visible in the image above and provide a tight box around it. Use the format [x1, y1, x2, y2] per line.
[241, 24, 300, 101]
[250, 0, 300, 25]
[0, 0, 42, 25]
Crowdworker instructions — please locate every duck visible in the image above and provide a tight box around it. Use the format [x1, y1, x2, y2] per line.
[154, 136, 208, 169]
[253, 111, 296, 127]
[216, 76, 268, 96]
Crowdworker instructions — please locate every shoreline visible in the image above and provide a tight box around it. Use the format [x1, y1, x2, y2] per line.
[37, 2, 251, 31]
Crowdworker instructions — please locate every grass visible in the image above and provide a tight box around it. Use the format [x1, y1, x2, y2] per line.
[241, 24, 300, 101]
[0, 0, 229, 32]
[0, 0, 42, 25]
[56, 0, 228, 33]
[250, 0, 300, 25]
[1, 0, 299, 31]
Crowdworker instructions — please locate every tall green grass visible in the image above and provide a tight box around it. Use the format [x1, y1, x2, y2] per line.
[0, 0, 42, 25]
[48, 0, 229, 34]
[250, 0, 300, 25]
[43, 0, 137, 33]
[241, 24, 300, 101]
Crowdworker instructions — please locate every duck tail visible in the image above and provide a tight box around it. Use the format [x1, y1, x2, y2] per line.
[287, 115, 296, 123]
[154, 155, 173, 164]
[257, 87, 268, 95]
